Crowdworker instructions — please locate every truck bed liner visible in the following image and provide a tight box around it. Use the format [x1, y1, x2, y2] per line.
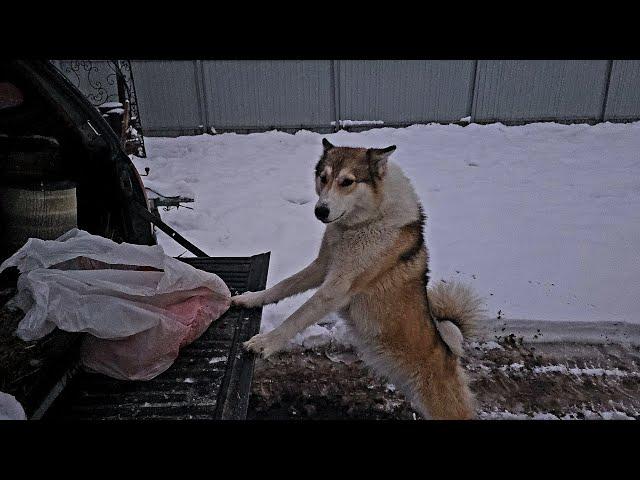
[43, 253, 269, 420]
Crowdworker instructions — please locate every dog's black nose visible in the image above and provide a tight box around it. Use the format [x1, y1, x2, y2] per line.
[314, 205, 330, 221]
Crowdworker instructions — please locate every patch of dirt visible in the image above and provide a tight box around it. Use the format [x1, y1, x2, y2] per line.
[248, 335, 640, 420]
[248, 347, 417, 420]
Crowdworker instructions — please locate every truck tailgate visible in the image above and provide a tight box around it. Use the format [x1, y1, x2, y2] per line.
[43, 253, 269, 420]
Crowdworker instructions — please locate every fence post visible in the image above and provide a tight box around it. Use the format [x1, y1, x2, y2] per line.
[600, 60, 614, 122]
[193, 60, 205, 134]
[330, 60, 341, 132]
[468, 59, 479, 122]
[195, 60, 211, 134]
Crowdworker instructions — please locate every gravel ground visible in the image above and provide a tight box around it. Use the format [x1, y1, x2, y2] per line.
[248, 333, 640, 420]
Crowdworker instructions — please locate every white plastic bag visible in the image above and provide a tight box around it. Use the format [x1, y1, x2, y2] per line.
[0, 229, 231, 380]
[0, 392, 26, 420]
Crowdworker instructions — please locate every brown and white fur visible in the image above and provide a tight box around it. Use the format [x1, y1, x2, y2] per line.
[232, 138, 483, 419]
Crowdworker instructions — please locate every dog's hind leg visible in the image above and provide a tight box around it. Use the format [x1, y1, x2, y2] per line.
[411, 361, 476, 420]
[371, 341, 476, 420]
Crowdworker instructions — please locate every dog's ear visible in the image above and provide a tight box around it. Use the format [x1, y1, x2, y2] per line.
[322, 138, 334, 152]
[367, 145, 396, 177]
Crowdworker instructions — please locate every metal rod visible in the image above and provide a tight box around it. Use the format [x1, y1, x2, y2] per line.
[133, 203, 209, 257]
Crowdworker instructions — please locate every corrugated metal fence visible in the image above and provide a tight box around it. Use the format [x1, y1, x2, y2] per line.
[56, 60, 640, 136]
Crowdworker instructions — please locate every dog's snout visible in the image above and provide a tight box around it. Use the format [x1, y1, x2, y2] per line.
[314, 204, 330, 221]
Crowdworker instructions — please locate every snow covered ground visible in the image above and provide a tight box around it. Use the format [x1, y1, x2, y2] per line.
[132, 122, 640, 347]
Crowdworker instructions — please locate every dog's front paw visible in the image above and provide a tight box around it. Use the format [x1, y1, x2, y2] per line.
[231, 290, 265, 308]
[242, 332, 287, 358]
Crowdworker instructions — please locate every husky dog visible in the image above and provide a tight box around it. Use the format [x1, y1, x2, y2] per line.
[232, 138, 483, 419]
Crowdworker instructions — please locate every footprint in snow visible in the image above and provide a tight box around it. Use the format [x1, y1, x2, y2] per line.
[280, 186, 313, 205]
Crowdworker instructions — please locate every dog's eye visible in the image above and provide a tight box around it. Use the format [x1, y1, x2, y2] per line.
[340, 178, 354, 187]
[319, 174, 328, 184]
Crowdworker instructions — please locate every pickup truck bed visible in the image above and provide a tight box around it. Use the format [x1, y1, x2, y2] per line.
[0, 253, 269, 420]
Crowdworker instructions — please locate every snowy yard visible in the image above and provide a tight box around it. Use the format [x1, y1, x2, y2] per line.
[133, 121, 640, 348]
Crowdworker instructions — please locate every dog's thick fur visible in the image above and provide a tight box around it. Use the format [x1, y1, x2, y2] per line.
[232, 139, 483, 419]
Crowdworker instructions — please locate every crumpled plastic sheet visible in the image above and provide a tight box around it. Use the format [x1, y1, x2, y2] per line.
[0, 391, 26, 420]
[0, 229, 231, 380]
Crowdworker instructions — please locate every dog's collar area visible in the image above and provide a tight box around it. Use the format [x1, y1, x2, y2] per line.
[334, 213, 386, 231]
[322, 212, 346, 224]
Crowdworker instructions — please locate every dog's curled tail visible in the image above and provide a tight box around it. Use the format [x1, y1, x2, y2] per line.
[428, 281, 485, 356]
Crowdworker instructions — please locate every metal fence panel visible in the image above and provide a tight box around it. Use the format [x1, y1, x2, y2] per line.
[114, 60, 640, 136]
[604, 60, 640, 121]
[338, 60, 475, 124]
[55, 60, 120, 106]
[131, 60, 203, 135]
[200, 60, 334, 129]
[472, 60, 610, 123]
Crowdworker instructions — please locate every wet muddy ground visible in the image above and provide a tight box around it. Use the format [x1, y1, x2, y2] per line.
[248, 334, 640, 420]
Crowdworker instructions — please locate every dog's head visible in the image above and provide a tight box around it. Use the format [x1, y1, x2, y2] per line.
[313, 138, 396, 226]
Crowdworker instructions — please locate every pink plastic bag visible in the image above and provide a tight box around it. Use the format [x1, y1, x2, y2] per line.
[81, 288, 229, 380]
[1, 229, 231, 380]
